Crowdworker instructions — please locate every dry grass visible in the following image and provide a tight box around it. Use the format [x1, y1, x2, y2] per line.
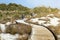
[6, 23, 32, 35]
[5, 23, 32, 40]
[0, 29, 1, 33]
[17, 34, 29, 40]
[48, 25, 60, 35]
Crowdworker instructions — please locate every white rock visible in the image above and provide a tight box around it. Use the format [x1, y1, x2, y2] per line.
[38, 20, 46, 24]
[49, 17, 60, 26]
[16, 19, 28, 25]
[0, 33, 19, 40]
[47, 14, 54, 17]
[0, 24, 6, 32]
[30, 18, 39, 23]
[5, 22, 12, 25]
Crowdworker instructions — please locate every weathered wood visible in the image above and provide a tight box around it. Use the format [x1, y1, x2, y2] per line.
[30, 25, 56, 40]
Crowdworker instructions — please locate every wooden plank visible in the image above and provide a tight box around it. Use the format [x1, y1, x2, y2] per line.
[30, 25, 55, 40]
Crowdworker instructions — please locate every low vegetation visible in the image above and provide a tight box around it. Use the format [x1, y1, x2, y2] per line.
[6, 23, 32, 35]
[0, 3, 60, 23]
[48, 25, 60, 35]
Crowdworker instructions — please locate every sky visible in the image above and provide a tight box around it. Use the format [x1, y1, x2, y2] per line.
[0, 0, 60, 8]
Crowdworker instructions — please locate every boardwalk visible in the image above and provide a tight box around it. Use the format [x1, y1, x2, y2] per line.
[16, 20, 56, 40]
[30, 25, 55, 40]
